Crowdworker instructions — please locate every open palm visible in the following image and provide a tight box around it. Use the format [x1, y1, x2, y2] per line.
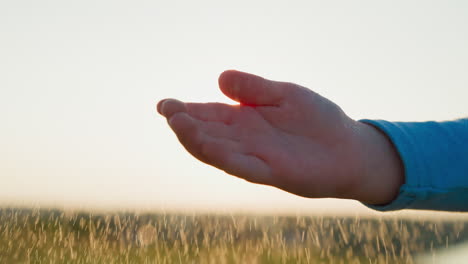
[157, 70, 403, 204]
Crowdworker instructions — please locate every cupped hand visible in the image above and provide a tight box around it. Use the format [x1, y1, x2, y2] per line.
[157, 70, 403, 204]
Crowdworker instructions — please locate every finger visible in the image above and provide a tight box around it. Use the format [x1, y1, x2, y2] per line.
[167, 112, 203, 158]
[218, 70, 291, 106]
[222, 153, 272, 185]
[196, 136, 242, 171]
[168, 112, 271, 184]
[191, 135, 271, 185]
[200, 121, 237, 142]
[185, 102, 237, 124]
[157, 99, 187, 118]
[168, 112, 239, 164]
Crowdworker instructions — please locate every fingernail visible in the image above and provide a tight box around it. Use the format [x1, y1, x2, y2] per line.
[157, 99, 167, 115]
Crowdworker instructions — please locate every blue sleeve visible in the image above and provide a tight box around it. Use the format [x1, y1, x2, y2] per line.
[359, 118, 468, 212]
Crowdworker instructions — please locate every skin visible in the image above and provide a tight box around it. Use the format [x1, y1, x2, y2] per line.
[157, 70, 404, 205]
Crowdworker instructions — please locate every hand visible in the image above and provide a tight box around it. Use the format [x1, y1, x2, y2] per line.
[157, 70, 404, 205]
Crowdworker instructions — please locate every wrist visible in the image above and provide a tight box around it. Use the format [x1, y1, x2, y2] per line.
[352, 121, 405, 205]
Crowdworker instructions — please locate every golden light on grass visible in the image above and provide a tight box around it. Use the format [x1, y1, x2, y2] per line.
[1, 208, 468, 263]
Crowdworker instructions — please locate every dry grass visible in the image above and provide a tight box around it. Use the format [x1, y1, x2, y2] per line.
[1, 208, 468, 263]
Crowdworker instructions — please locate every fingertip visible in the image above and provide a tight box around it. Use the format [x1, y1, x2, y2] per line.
[218, 70, 234, 91]
[218, 70, 284, 106]
[218, 69, 239, 84]
[218, 69, 243, 102]
[158, 99, 187, 118]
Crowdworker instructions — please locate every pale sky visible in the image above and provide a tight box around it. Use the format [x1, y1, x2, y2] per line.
[1, 0, 467, 214]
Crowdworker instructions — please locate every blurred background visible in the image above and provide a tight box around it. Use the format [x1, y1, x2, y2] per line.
[1, 0, 467, 215]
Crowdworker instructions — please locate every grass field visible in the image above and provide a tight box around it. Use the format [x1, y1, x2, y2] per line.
[1, 208, 468, 263]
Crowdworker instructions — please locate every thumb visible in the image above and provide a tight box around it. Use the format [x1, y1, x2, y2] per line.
[218, 70, 289, 106]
